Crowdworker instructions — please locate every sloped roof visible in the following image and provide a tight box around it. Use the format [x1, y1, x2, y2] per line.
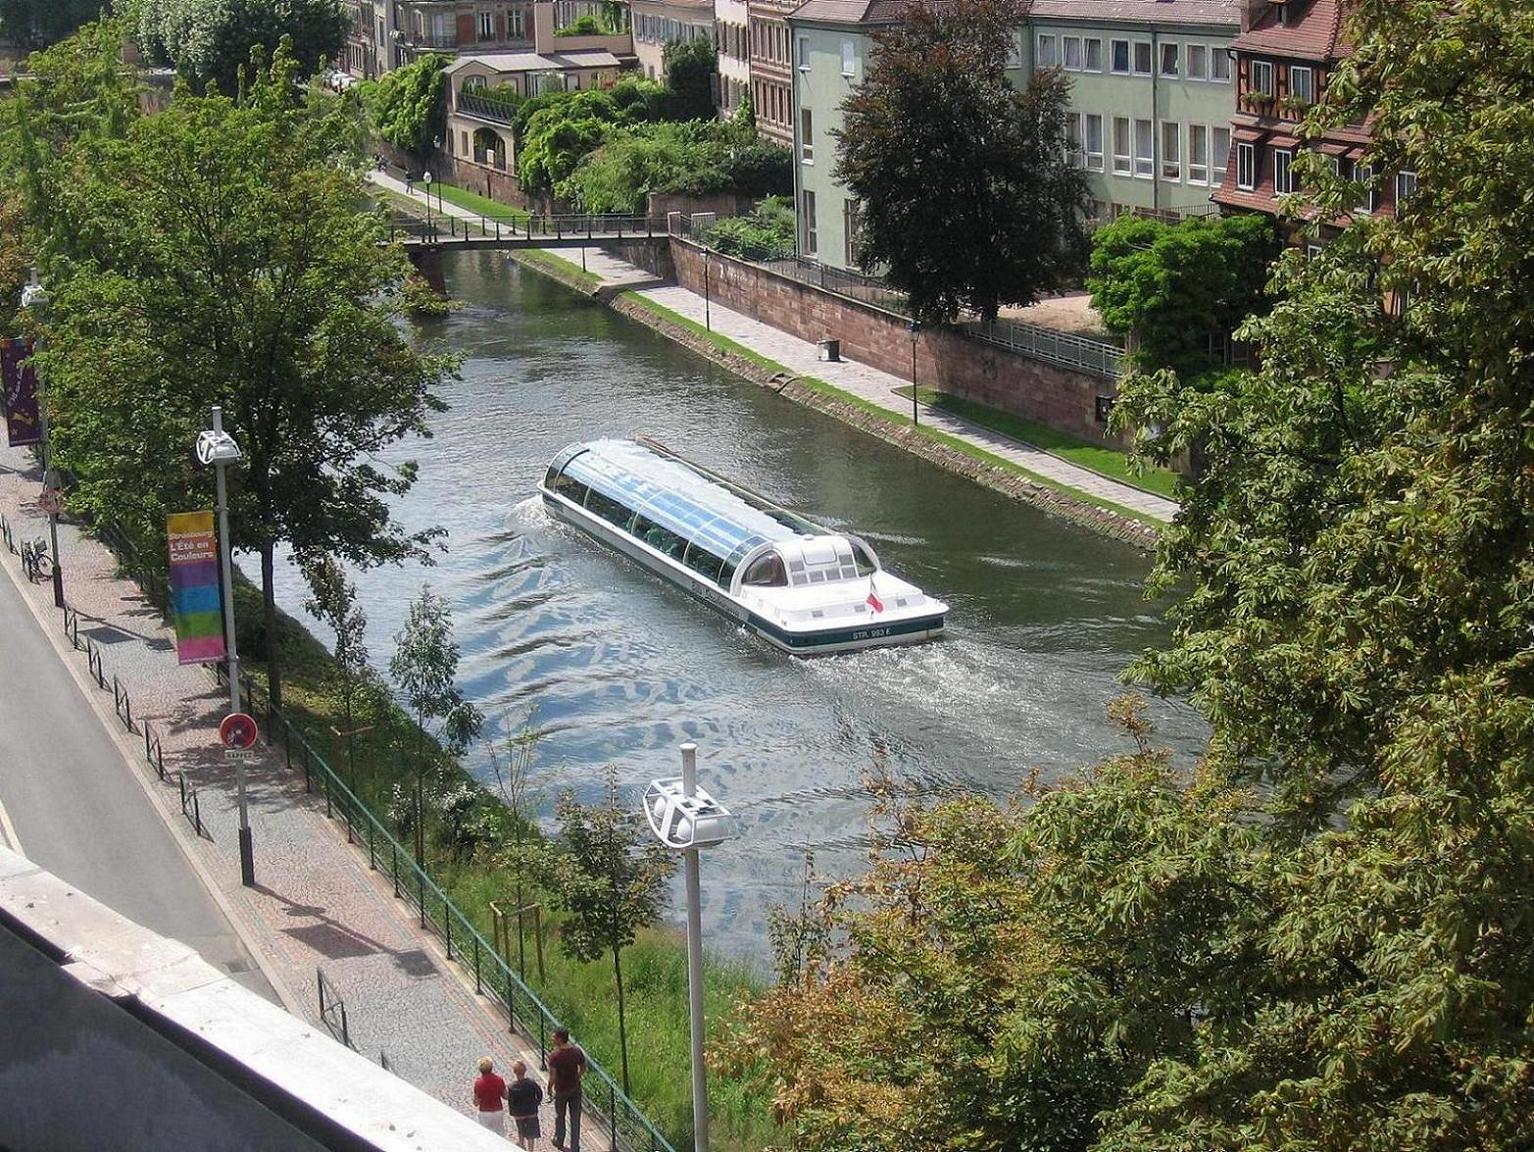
[790, 0, 957, 27]
[1233, 0, 1350, 61]
[1028, 0, 1238, 27]
[447, 50, 625, 73]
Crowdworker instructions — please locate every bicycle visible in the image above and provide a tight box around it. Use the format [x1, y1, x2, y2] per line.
[21, 537, 52, 583]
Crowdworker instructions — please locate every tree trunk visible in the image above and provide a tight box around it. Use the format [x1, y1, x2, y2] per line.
[260, 542, 282, 717]
[612, 941, 630, 1097]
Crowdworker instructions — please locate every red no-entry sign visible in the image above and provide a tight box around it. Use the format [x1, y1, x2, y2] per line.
[219, 712, 259, 750]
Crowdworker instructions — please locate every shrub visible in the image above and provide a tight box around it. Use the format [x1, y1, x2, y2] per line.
[705, 196, 795, 259]
[361, 52, 449, 157]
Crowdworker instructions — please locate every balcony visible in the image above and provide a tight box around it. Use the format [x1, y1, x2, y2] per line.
[400, 30, 459, 48]
[458, 91, 520, 125]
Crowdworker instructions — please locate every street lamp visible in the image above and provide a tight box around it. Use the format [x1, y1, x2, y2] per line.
[18, 272, 64, 609]
[423, 169, 434, 231]
[908, 319, 921, 426]
[703, 249, 711, 332]
[195, 406, 255, 887]
[644, 743, 733, 1152]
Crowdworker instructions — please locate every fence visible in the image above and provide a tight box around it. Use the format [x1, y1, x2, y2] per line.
[962, 318, 1125, 379]
[389, 212, 670, 246]
[317, 967, 352, 1048]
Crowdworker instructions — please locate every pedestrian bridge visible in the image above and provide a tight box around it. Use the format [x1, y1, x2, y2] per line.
[390, 211, 674, 250]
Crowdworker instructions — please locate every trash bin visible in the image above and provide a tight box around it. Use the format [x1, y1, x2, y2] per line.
[817, 338, 841, 362]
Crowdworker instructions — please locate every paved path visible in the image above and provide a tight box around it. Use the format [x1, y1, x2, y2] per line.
[369, 170, 664, 291]
[0, 442, 611, 1142]
[637, 284, 1177, 522]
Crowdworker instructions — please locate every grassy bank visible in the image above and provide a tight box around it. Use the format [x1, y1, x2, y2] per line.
[226, 578, 773, 1151]
[620, 292, 1167, 531]
[510, 248, 604, 292]
[432, 180, 533, 222]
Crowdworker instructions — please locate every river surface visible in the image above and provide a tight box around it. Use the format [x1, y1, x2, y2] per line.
[259, 250, 1205, 957]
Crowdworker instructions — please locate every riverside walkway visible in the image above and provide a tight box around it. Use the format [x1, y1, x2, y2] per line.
[371, 171, 1176, 524]
[0, 441, 630, 1148]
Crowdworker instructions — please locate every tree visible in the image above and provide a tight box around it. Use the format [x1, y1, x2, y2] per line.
[0, 0, 99, 51]
[389, 586, 483, 865]
[35, 49, 452, 716]
[361, 52, 448, 158]
[300, 552, 370, 788]
[547, 769, 677, 1096]
[661, 36, 716, 122]
[833, 0, 1088, 322]
[133, 0, 346, 95]
[1087, 213, 1279, 376]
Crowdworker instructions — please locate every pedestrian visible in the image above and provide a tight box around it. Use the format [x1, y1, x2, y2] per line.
[405, 171, 416, 194]
[547, 1027, 587, 1151]
[506, 1059, 545, 1150]
[472, 1056, 508, 1136]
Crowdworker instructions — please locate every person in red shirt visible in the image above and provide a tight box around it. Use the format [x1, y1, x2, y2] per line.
[473, 1056, 509, 1135]
[546, 1028, 587, 1151]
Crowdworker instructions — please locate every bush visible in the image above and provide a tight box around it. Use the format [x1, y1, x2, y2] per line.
[558, 119, 791, 212]
[705, 196, 795, 259]
[361, 52, 448, 157]
[554, 13, 603, 35]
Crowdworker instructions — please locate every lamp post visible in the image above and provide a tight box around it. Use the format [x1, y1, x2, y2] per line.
[644, 744, 733, 1152]
[18, 273, 64, 609]
[908, 319, 921, 426]
[423, 169, 434, 231]
[703, 249, 711, 332]
[195, 407, 255, 886]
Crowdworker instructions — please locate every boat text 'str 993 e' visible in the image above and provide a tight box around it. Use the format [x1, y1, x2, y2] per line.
[539, 438, 947, 655]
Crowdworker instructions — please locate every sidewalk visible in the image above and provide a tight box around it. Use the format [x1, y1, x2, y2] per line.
[0, 441, 610, 1143]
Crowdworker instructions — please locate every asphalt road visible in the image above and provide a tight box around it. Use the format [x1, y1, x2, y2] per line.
[0, 563, 275, 1002]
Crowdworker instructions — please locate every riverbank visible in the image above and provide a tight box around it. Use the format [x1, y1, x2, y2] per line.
[371, 172, 1176, 547]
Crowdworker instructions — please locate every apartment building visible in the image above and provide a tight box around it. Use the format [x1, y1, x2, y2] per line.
[715, 0, 751, 116]
[345, 0, 620, 74]
[748, 0, 798, 144]
[1213, 0, 1402, 246]
[632, 0, 715, 80]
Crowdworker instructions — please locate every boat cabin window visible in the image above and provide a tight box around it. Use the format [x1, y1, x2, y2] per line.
[741, 552, 788, 587]
[633, 515, 687, 561]
[683, 543, 725, 583]
[585, 487, 634, 531]
[550, 469, 590, 506]
[851, 541, 877, 577]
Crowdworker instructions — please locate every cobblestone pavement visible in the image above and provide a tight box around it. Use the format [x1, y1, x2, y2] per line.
[0, 440, 615, 1145]
[634, 285, 1178, 522]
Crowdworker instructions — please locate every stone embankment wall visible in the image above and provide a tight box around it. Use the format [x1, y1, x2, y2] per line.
[669, 238, 1127, 446]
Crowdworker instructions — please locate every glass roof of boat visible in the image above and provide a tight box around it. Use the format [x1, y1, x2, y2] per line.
[555, 439, 829, 561]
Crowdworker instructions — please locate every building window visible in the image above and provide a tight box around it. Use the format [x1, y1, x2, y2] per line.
[1395, 169, 1418, 214]
[797, 35, 809, 71]
[1289, 65, 1314, 105]
[1250, 59, 1274, 97]
[1160, 42, 1179, 77]
[1133, 41, 1152, 75]
[1134, 118, 1153, 178]
[1037, 33, 1058, 68]
[800, 107, 813, 163]
[1213, 126, 1231, 178]
[1110, 38, 1130, 74]
[1187, 43, 1208, 80]
[841, 39, 856, 76]
[1160, 121, 1181, 181]
[1187, 123, 1208, 183]
[1065, 112, 1082, 166]
[844, 200, 860, 266]
[1237, 142, 1256, 189]
[1085, 113, 1104, 171]
[801, 189, 817, 256]
[1084, 37, 1102, 70]
[1062, 35, 1082, 70]
[1213, 48, 1231, 82]
[477, 10, 493, 39]
[1307, 242, 1323, 259]
[509, 7, 523, 37]
[1113, 116, 1132, 175]
[1008, 28, 1024, 68]
[1354, 161, 1377, 213]
[1273, 147, 1293, 194]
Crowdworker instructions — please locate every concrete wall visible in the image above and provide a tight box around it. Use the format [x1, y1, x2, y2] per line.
[671, 239, 1125, 443]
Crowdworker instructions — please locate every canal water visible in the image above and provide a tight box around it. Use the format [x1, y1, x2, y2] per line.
[262, 250, 1205, 956]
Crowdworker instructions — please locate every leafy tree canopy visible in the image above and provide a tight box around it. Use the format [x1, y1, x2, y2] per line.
[360, 51, 449, 158]
[34, 46, 453, 712]
[132, 0, 346, 95]
[0, 0, 99, 50]
[661, 36, 716, 122]
[1088, 213, 1280, 376]
[834, 0, 1088, 322]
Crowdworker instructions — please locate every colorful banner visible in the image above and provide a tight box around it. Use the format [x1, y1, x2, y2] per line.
[167, 511, 227, 666]
[1, 337, 41, 448]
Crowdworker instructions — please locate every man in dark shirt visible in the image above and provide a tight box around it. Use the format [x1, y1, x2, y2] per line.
[546, 1028, 587, 1151]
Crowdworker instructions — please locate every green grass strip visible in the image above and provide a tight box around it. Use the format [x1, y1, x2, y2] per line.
[513, 248, 604, 292]
[620, 292, 1165, 530]
[891, 384, 1180, 499]
[430, 181, 532, 223]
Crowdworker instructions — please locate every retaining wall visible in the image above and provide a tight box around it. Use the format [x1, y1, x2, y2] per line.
[669, 239, 1127, 445]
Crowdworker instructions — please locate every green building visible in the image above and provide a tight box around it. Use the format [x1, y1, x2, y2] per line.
[789, 0, 1240, 272]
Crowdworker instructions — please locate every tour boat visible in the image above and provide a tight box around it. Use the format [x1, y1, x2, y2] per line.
[540, 438, 947, 654]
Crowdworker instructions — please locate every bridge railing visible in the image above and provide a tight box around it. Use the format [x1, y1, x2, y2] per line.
[390, 212, 670, 246]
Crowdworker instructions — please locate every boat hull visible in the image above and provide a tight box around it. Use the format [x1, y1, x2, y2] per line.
[541, 489, 944, 655]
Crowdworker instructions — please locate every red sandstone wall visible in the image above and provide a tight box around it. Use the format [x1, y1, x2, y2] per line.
[669, 240, 1126, 445]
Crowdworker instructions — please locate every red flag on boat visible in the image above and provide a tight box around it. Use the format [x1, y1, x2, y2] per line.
[866, 580, 884, 614]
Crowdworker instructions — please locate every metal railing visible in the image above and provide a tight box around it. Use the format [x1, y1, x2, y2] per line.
[178, 772, 206, 838]
[457, 92, 519, 125]
[389, 212, 669, 246]
[0, 512, 13, 554]
[962, 318, 1125, 379]
[318, 968, 352, 1049]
